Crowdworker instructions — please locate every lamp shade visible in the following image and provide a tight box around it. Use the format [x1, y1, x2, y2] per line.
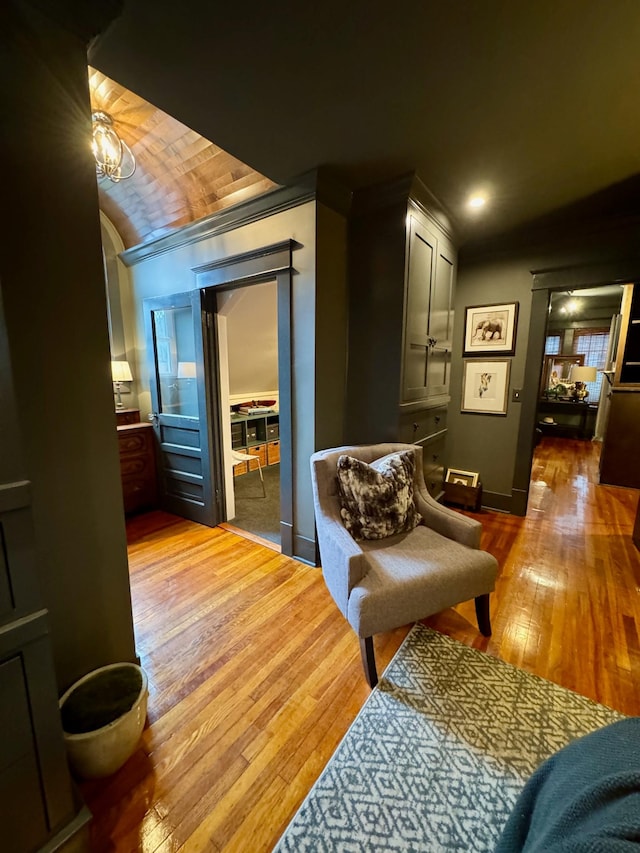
[111, 360, 133, 382]
[177, 361, 196, 379]
[570, 365, 598, 383]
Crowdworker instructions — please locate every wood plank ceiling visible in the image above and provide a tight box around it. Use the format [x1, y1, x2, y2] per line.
[88, 68, 277, 249]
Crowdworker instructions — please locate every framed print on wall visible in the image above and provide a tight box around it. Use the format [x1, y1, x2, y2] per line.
[461, 359, 511, 415]
[445, 468, 479, 488]
[463, 302, 518, 356]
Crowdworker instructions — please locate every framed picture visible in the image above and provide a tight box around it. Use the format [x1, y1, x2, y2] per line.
[461, 358, 511, 415]
[540, 354, 584, 398]
[463, 302, 519, 356]
[445, 468, 479, 488]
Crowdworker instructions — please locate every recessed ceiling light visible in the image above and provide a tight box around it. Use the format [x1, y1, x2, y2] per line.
[468, 194, 487, 210]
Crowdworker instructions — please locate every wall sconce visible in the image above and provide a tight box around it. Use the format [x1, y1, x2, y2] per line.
[111, 360, 133, 409]
[92, 111, 136, 183]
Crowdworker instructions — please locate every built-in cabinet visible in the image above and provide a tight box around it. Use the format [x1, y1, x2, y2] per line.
[600, 283, 640, 488]
[0, 300, 88, 851]
[402, 217, 455, 404]
[346, 174, 456, 498]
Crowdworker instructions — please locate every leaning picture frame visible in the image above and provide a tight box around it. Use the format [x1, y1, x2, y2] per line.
[461, 358, 511, 415]
[445, 468, 479, 488]
[463, 302, 518, 356]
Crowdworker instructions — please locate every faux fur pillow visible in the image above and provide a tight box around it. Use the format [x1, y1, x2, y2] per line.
[336, 450, 421, 540]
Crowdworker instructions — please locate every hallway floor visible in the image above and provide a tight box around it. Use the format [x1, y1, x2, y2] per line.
[80, 436, 640, 851]
[230, 463, 280, 545]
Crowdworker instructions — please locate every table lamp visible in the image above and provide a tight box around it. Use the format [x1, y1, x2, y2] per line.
[111, 360, 133, 409]
[570, 365, 597, 401]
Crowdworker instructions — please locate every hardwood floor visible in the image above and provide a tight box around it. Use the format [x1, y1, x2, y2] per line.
[80, 437, 640, 851]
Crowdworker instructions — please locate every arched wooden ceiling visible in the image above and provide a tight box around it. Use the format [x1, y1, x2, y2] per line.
[88, 68, 277, 249]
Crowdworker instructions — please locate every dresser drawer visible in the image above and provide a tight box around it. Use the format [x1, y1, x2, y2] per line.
[115, 408, 140, 426]
[398, 405, 447, 444]
[121, 476, 156, 514]
[116, 423, 157, 513]
[120, 455, 151, 477]
[118, 431, 150, 455]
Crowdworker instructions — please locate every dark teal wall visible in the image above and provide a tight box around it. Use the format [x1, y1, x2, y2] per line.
[3, 2, 137, 690]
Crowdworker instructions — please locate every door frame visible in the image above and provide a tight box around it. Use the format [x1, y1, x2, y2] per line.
[193, 240, 295, 557]
[513, 257, 640, 516]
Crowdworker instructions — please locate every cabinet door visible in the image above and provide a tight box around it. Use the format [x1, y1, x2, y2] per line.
[426, 241, 455, 397]
[402, 218, 455, 403]
[402, 219, 436, 402]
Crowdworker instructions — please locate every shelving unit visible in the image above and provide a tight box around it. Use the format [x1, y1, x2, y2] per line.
[600, 283, 640, 488]
[230, 412, 280, 475]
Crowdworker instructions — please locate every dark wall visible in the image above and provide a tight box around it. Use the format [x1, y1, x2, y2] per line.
[2, 2, 136, 690]
[449, 220, 640, 512]
[315, 201, 349, 451]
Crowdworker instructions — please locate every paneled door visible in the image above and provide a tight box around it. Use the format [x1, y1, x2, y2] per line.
[144, 291, 219, 526]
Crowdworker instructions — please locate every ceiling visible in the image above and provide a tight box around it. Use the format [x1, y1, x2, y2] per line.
[88, 0, 640, 249]
[89, 69, 276, 248]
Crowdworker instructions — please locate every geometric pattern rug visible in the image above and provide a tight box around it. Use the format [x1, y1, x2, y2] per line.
[274, 624, 624, 852]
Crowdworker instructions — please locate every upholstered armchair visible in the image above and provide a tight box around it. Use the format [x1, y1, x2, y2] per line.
[310, 443, 498, 687]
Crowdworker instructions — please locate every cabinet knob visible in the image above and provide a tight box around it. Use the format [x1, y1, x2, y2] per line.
[434, 415, 440, 423]
[412, 422, 419, 433]
[432, 453, 439, 462]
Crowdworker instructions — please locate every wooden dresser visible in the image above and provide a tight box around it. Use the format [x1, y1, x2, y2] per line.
[116, 410, 158, 513]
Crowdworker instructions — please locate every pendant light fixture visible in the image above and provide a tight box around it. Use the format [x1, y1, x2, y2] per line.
[91, 111, 136, 183]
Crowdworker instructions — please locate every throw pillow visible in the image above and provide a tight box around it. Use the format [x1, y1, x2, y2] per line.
[336, 450, 421, 540]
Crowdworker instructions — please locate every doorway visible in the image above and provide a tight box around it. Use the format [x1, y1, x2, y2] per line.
[514, 271, 633, 516]
[536, 285, 623, 446]
[216, 281, 281, 547]
[194, 239, 295, 557]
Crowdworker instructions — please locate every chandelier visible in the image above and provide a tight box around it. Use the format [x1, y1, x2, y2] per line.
[91, 111, 136, 182]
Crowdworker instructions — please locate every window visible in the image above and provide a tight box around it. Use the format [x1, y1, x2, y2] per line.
[545, 334, 561, 355]
[572, 329, 610, 401]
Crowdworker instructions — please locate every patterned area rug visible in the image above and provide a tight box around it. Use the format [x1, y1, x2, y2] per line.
[274, 624, 624, 852]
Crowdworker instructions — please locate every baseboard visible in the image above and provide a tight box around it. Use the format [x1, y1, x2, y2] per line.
[40, 804, 92, 853]
[280, 521, 293, 556]
[294, 533, 318, 567]
[510, 489, 529, 517]
[481, 490, 513, 514]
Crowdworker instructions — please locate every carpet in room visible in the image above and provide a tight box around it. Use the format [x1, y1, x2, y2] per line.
[231, 463, 280, 545]
[273, 624, 623, 852]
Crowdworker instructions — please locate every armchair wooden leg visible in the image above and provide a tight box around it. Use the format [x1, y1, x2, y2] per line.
[475, 594, 492, 636]
[360, 636, 378, 688]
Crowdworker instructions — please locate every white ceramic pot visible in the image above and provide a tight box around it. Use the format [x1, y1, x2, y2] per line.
[59, 662, 148, 779]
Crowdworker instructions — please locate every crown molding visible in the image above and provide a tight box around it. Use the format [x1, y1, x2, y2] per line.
[120, 183, 315, 267]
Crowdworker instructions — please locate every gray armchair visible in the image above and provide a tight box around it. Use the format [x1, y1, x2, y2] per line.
[310, 443, 499, 687]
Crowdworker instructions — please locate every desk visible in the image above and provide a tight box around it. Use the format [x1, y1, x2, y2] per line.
[537, 399, 597, 440]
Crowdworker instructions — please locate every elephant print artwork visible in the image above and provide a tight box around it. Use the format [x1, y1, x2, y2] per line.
[464, 303, 518, 356]
[473, 317, 504, 342]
